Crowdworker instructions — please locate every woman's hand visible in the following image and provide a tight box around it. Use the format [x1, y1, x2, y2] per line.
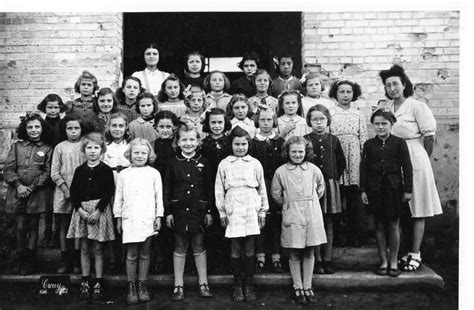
[17, 184, 32, 198]
[154, 217, 162, 231]
[220, 216, 229, 228]
[88, 210, 100, 225]
[402, 192, 412, 203]
[166, 214, 174, 228]
[204, 214, 213, 228]
[361, 192, 369, 205]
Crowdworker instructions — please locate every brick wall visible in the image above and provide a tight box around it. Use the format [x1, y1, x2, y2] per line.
[0, 12, 123, 162]
[302, 11, 460, 123]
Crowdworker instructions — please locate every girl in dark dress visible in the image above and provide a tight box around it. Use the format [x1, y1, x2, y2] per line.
[360, 109, 413, 277]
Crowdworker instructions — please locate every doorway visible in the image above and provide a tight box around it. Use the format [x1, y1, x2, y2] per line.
[123, 12, 302, 81]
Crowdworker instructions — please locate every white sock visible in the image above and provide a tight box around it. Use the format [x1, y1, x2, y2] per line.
[288, 258, 302, 289]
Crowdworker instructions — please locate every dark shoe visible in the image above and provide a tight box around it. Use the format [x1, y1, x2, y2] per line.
[170, 285, 184, 301]
[375, 266, 388, 276]
[137, 281, 151, 302]
[231, 285, 244, 303]
[388, 268, 401, 277]
[256, 260, 265, 273]
[293, 288, 306, 304]
[244, 284, 256, 302]
[303, 288, 316, 304]
[272, 261, 285, 274]
[91, 279, 104, 301]
[198, 283, 213, 298]
[57, 251, 72, 274]
[126, 282, 138, 305]
[314, 261, 325, 274]
[79, 279, 91, 301]
[322, 261, 335, 274]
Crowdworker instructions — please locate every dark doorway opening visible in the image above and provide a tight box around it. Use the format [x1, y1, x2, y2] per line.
[123, 12, 302, 81]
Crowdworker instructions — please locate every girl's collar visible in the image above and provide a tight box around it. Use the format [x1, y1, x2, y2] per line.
[278, 75, 294, 82]
[255, 132, 276, 141]
[286, 161, 309, 170]
[229, 154, 251, 162]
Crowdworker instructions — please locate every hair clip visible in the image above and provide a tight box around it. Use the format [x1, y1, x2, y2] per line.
[94, 90, 99, 97]
[272, 56, 279, 68]
[277, 89, 304, 99]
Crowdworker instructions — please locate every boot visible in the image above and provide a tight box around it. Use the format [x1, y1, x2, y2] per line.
[20, 249, 36, 275]
[57, 251, 72, 274]
[79, 277, 91, 301]
[91, 278, 104, 301]
[127, 282, 139, 305]
[137, 281, 151, 302]
[73, 249, 81, 274]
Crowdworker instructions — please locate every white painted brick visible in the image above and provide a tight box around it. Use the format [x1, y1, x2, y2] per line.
[352, 13, 364, 20]
[365, 28, 377, 34]
[323, 20, 345, 28]
[340, 27, 353, 35]
[364, 12, 376, 19]
[345, 20, 370, 27]
[376, 12, 388, 19]
[353, 28, 364, 34]
[420, 18, 445, 26]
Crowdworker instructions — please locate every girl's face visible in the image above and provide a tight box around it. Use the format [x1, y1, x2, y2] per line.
[309, 110, 328, 134]
[138, 98, 155, 118]
[65, 120, 81, 142]
[144, 48, 159, 67]
[279, 57, 294, 77]
[84, 141, 102, 163]
[257, 110, 275, 134]
[187, 55, 203, 74]
[232, 100, 249, 120]
[109, 117, 127, 142]
[155, 118, 174, 139]
[189, 94, 204, 113]
[177, 130, 199, 156]
[124, 79, 140, 101]
[79, 79, 94, 96]
[243, 60, 257, 78]
[306, 78, 323, 98]
[209, 114, 225, 136]
[288, 143, 305, 165]
[255, 74, 270, 93]
[165, 80, 180, 100]
[131, 144, 149, 167]
[373, 116, 392, 139]
[384, 76, 405, 100]
[337, 84, 354, 106]
[45, 101, 61, 118]
[282, 94, 299, 116]
[232, 136, 249, 157]
[210, 73, 224, 92]
[26, 119, 42, 141]
[98, 93, 114, 113]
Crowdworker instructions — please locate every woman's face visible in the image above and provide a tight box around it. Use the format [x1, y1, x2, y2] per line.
[336, 84, 354, 106]
[144, 48, 159, 67]
[187, 55, 203, 74]
[384, 76, 405, 100]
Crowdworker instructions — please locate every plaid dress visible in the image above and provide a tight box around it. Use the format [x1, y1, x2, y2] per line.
[67, 199, 115, 242]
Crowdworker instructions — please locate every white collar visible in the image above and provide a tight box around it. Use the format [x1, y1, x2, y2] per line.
[255, 132, 276, 141]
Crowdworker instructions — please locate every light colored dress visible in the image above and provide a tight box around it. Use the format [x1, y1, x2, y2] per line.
[132, 68, 170, 96]
[277, 115, 311, 141]
[51, 140, 85, 214]
[271, 162, 327, 248]
[330, 105, 368, 186]
[205, 92, 232, 111]
[113, 166, 164, 243]
[103, 140, 130, 184]
[129, 117, 159, 143]
[302, 96, 336, 117]
[248, 95, 278, 114]
[180, 113, 207, 139]
[158, 100, 187, 119]
[215, 155, 269, 238]
[231, 117, 257, 138]
[389, 97, 442, 218]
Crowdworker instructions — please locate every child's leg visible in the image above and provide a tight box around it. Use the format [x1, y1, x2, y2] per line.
[288, 249, 303, 289]
[173, 233, 189, 287]
[92, 241, 104, 278]
[191, 231, 208, 285]
[80, 238, 91, 277]
[126, 244, 139, 282]
[59, 214, 71, 251]
[375, 218, 388, 268]
[16, 214, 27, 252]
[387, 218, 400, 269]
[302, 247, 315, 290]
[322, 214, 334, 262]
[243, 236, 256, 286]
[138, 237, 152, 282]
[230, 238, 243, 286]
[73, 238, 82, 273]
[270, 213, 282, 264]
[27, 214, 40, 250]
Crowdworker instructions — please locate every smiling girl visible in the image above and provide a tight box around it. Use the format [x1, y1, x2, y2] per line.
[90, 88, 118, 134]
[116, 76, 144, 122]
[129, 92, 160, 143]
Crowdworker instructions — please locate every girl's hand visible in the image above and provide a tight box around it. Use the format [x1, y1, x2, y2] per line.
[204, 214, 213, 228]
[220, 216, 229, 228]
[88, 210, 100, 225]
[60, 185, 70, 200]
[281, 122, 296, 137]
[17, 184, 32, 198]
[78, 208, 90, 220]
[258, 216, 266, 229]
[116, 218, 122, 235]
[154, 217, 162, 231]
[402, 192, 412, 202]
[361, 192, 369, 205]
[166, 214, 174, 228]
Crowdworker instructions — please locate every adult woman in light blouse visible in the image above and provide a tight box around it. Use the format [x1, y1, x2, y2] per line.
[132, 43, 170, 97]
[378, 64, 442, 271]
